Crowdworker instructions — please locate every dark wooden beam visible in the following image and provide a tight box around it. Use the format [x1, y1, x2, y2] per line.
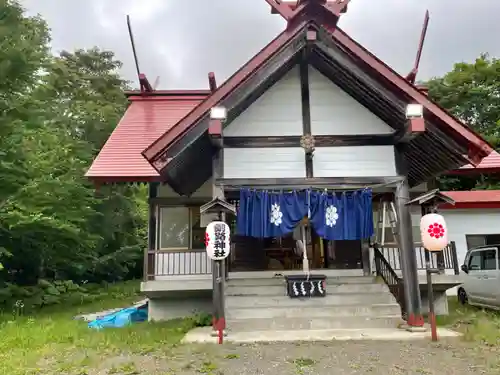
[299, 51, 313, 178]
[146, 182, 158, 280]
[149, 197, 211, 206]
[223, 134, 398, 148]
[216, 176, 404, 189]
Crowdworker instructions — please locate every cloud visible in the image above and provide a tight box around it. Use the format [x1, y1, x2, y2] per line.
[21, 0, 500, 89]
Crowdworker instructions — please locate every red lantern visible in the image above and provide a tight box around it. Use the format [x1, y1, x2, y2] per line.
[420, 213, 447, 251]
[205, 221, 231, 260]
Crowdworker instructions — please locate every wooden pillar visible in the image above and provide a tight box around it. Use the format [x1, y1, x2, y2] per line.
[361, 240, 371, 276]
[299, 51, 313, 178]
[145, 182, 159, 281]
[394, 145, 424, 327]
[208, 90, 227, 333]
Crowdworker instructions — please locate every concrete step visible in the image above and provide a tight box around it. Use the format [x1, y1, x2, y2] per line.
[226, 276, 376, 288]
[226, 282, 389, 296]
[225, 293, 396, 308]
[226, 303, 401, 320]
[227, 315, 403, 331]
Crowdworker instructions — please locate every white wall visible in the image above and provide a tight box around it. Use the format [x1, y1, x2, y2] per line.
[308, 66, 393, 135]
[224, 148, 306, 179]
[224, 66, 302, 137]
[441, 208, 500, 266]
[313, 146, 397, 178]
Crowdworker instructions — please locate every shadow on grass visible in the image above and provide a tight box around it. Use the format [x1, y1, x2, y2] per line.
[437, 297, 500, 346]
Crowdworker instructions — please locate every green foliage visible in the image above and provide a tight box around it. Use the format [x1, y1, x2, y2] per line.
[426, 54, 500, 190]
[0, 279, 141, 314]
[0, 0, 147, 297]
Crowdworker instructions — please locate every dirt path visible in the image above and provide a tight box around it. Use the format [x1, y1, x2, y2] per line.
[93, 339, 499, 375]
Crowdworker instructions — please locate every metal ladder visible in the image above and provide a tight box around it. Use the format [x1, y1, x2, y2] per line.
[375, 200, 400, 248]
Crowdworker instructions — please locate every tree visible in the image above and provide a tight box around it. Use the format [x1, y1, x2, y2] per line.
[0, 1, 147, 293]
[426, 54, 500, 190]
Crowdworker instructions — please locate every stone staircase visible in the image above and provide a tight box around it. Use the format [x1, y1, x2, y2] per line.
[225, 275, 403, 332]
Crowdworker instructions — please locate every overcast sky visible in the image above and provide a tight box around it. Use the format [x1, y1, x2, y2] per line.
[21, 0, 500, 90]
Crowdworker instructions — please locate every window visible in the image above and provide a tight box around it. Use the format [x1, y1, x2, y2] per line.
[468, 249, 498, 271]
[468, 252, 482, 271]
[159, 207, 190, 249]
[466, 234, 500, 250]
[483, 250, 497, 270]
[158, 206, 205, 250]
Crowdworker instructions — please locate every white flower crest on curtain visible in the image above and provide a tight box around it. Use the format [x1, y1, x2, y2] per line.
[325, 205, 339, 227]
[270, 203, 283, 226]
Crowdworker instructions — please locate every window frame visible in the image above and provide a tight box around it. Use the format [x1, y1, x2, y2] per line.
[156, 204, 204, 251]
[467, 247, 499, 271]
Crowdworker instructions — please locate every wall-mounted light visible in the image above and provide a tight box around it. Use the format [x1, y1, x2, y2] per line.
[405, 103, 424, 119]
[210, 106, 227, 121]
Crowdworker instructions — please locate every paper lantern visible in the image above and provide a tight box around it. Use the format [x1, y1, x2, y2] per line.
[205, 221, 231, 260]
[420, 213, 448, 251]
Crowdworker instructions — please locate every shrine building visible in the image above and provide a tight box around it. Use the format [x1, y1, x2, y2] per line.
[87, 0, 498, 333]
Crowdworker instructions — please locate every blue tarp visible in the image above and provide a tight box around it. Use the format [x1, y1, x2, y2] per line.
[88, 304, 148, 330]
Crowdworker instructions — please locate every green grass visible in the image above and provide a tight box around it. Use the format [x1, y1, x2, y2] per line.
[438, 297, 500, 346]
[0, 280, 205, 375]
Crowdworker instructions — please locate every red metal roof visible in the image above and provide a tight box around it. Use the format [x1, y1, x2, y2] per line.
[441, 190, 500, 209]
[449, 151, 500, 175]
[85, 94, 206, 183]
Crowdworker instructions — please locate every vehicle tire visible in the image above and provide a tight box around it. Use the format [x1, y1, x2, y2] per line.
[458, 288, 468, 305]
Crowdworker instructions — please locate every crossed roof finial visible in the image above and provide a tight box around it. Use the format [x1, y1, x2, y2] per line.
[266, 0, 349, 29]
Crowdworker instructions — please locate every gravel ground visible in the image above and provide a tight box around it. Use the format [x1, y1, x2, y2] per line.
[91, 339, 499, 375]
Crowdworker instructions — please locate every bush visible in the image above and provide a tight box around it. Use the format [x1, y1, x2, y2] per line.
[0, 279, 140, 314]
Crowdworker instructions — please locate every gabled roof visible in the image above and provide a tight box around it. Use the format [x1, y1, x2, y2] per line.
[86, 0, 493, 190]
[143, 21, 492, 178]
[448, 150, 500, 175]
[441, 190, 500, 209]
[85, 92, 207, 183]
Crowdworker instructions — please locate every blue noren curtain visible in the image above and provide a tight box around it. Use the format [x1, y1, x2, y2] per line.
[309, 189, 374, 241]
[236, 188, 374, 241]
[236, 189, 307, 238]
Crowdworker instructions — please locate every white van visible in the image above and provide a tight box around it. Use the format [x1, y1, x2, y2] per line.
[458, 245, 500, 309]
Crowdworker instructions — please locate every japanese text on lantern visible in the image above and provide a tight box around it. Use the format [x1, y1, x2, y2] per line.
[213, 223, 226, 258]
[205, 221, 231, 260]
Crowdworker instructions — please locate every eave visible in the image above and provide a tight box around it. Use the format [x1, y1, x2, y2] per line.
[140, 24, 491, 195]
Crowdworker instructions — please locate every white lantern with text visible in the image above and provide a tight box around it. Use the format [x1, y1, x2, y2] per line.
[205, 221, 231, 260]
[420, 213, 448, 251]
